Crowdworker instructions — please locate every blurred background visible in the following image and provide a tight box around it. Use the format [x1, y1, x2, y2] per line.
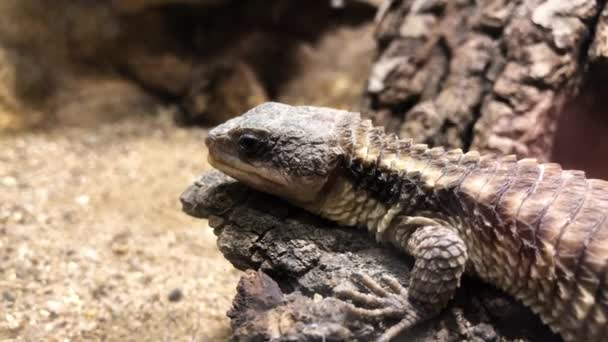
[0, 0, 606, 341]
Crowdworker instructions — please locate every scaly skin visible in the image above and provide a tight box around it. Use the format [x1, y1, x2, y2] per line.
[205, 102, 608, 342]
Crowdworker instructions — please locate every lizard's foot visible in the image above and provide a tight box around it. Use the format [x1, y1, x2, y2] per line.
[335, 273, 421, 342]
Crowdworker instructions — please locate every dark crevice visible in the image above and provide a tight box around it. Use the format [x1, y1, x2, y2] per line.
[433, 36, 453, 97]
[520, 75, 560, 92]
[391, 95, 421, 121]
[461, 92, 486, 152]
[158, 0, 376, 54]
[490, 92, 513, 109]
[576, 0, 608, 69]
[473, 25, 505, 40]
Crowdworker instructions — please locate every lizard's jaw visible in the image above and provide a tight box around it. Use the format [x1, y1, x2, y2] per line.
[207, 154, 326, 210]
[207, 154, 286, 193]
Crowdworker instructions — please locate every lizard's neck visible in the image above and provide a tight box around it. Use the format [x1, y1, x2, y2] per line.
[318, 119, 482, 239]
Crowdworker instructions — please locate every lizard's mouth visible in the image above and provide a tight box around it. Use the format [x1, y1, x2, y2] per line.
[207, 153, 324, 210]
[207, 154, 288, 195]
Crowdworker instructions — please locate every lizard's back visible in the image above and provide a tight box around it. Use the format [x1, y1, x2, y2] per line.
[336, 118, 608, 341]
[454, 157, 608, 341]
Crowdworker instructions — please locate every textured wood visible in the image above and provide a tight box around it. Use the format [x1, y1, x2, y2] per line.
[364, 0, 603, 161]
[589, 3, 608, 73]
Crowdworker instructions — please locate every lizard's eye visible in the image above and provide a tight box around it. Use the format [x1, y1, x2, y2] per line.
[237, 134, 263, 155]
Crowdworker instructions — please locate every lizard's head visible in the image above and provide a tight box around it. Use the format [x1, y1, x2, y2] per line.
[205, 102, 354, 208]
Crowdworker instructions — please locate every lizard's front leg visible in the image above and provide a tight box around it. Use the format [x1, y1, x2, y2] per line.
[337, 225, 468, 342]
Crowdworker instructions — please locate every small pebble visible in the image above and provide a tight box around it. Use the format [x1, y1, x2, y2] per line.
[168, 288, 183, 302]
[111, 243, 129, 255]
[1, 176, 17, 187]
[75, 195, 90, 206]
[46, 300, 64, 314]
[84, 309, 97, 320]
[81, 248, 99, 262]
[2, 291, 15, 302]
[5, 313, 23, 331]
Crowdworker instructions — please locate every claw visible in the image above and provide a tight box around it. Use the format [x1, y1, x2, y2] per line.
[354, 272, 390, 297]
[337, 273, 424, 341]
[346, 304, 403, 319]
[335, 287, 384, 307]
[377, 315, 418, 342]
[381, 275, 407, 295]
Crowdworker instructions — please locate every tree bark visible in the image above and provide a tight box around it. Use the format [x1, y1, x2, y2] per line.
[590, 3, 608, 75]
[363, 0, 604, 161]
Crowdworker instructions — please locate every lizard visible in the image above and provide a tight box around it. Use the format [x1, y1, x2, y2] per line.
[204, 102, 608, 342]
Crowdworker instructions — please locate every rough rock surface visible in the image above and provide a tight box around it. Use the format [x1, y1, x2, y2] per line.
[364, 0, 605, 161]
[181, 171, 561, 341]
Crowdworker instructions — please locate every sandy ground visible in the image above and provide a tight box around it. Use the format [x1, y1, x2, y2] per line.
[0, 109, 241, 341]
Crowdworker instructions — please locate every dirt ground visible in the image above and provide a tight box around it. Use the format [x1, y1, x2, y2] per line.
[0, 108, 241, 341]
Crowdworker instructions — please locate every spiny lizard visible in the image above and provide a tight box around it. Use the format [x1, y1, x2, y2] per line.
[205, 102, 608, 342]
